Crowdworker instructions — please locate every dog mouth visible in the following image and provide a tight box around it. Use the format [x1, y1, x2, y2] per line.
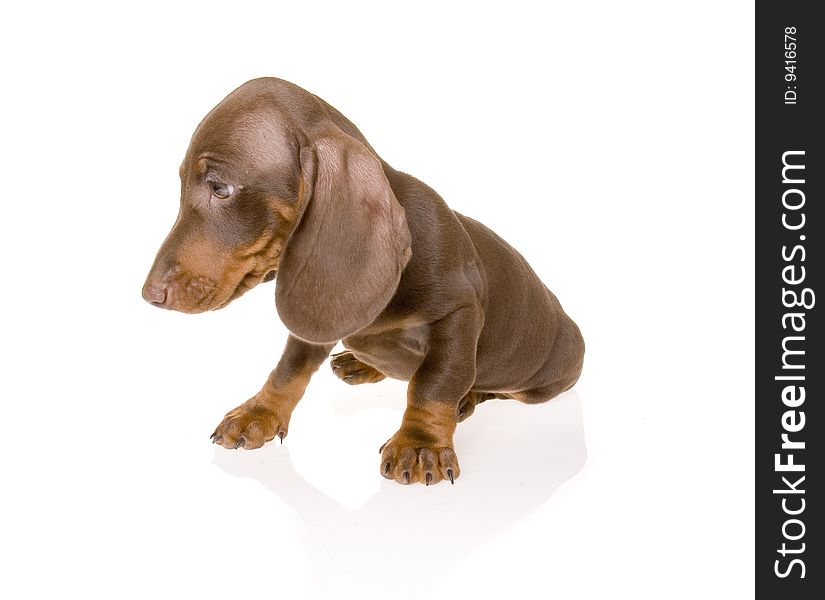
[212, 268, 278, 311]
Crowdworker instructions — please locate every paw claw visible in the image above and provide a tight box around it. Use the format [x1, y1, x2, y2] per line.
[330, 351, 386, 385]
[380, 435, 459, 485]
[211, 402, 288, 451]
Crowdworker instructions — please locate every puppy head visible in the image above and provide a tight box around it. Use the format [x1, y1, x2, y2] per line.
[142, 79, 411, 343]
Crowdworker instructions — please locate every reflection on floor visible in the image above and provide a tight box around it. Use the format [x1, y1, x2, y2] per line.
[214, 390, 585, 599]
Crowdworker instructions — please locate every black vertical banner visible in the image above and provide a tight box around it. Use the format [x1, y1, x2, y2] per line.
[756, 2, 823, 598]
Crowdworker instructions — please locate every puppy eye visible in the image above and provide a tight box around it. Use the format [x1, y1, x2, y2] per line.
[210, 182, 234, 199]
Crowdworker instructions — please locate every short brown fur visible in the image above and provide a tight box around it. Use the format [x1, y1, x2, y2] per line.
[143, 78, 585, 485]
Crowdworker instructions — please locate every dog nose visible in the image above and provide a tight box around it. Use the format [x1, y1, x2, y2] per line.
[142, 282, 168, 306]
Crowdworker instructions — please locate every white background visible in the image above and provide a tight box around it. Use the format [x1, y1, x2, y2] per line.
[0, 2, 754, 598]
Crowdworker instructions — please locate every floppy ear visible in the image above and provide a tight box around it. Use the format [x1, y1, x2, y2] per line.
[275, 133, 412, 344]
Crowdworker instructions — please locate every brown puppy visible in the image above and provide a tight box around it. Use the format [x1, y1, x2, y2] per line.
[142, 78, 584, 486]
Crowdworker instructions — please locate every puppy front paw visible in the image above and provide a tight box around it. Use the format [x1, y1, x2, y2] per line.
[379, 431, 460, 485]
[211, 401, 290, 450]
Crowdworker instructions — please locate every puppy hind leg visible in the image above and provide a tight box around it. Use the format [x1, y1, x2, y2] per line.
[457, 391, 502, 422]
[508, 377, 579, 405]
[511, 317, 584, 405]
[330, 351, 386, 385]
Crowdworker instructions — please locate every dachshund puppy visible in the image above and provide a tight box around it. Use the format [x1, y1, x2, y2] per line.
[142, 78, 584, 486]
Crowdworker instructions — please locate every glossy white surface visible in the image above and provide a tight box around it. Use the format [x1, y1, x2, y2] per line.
[0, 2, 754, 598]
